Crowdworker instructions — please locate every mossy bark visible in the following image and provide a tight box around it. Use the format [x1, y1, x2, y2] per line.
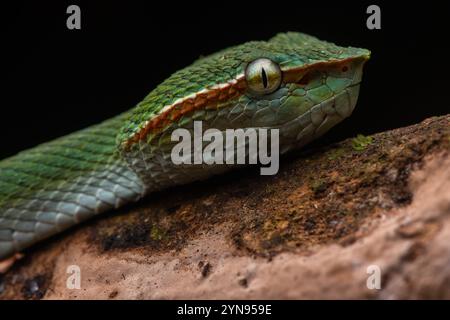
[1, 115, 449, 299]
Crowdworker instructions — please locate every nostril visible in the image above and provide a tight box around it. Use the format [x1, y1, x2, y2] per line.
[342, 66, 349, 72]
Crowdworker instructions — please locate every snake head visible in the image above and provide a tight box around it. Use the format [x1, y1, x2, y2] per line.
[117, 32, 370, 151]
[118, 32, 370, 155]
[243, 33, 370, 151]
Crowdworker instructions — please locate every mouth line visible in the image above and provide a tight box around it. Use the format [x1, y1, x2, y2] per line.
[275, 83, 361, 148]
[259, 82, 361, 132]
[349, 81, 361, 87]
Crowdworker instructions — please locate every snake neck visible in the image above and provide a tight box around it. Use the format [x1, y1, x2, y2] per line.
[0, 113, 145, 259]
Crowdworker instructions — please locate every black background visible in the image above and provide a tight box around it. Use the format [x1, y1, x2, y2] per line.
[2, 1, 449, 160]
[0, 299, 441, 318]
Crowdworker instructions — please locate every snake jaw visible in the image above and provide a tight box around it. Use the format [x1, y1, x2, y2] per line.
[272, 57, 369, 153]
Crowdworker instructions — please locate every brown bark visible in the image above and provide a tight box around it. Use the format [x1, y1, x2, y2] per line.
[1, 115, 449, 299]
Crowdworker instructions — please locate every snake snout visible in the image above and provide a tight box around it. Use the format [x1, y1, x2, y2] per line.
[349, 57, 368, 86]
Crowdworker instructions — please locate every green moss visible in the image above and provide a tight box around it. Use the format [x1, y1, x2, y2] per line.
[150, 225, 165, 241]
[352, 134, 373, 151]
[327, 148, 346, 160]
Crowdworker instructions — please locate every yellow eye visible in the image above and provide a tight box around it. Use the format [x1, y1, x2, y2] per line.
[245, 58, 282, 95]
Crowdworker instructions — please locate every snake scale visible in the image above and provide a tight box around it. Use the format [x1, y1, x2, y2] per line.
[0, 32, 370, 259]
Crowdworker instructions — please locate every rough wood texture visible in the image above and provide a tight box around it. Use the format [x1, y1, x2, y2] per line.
[0, 115, 449, 299]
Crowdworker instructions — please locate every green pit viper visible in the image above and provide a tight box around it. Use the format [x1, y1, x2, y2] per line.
[0, 32, 370, 259]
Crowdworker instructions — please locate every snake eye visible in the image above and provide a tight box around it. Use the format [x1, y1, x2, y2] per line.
[245, 58, 282, 95]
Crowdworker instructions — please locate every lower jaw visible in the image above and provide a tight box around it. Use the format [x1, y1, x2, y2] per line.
[278, 84, 361, 154]
[131, 84, 361, 188]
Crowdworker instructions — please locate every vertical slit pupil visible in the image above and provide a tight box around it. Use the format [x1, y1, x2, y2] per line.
[261, 67, 268, 88]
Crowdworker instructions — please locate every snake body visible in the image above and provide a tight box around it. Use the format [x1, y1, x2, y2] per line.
[0, 32, 370, 259]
